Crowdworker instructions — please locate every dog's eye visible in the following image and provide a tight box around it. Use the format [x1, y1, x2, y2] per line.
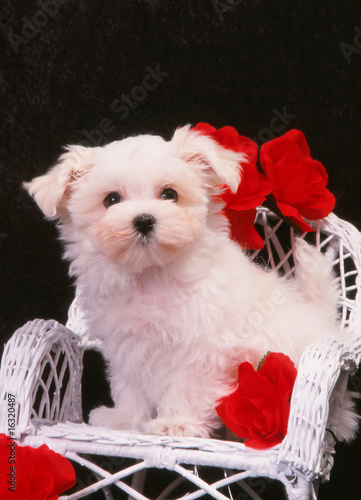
[160, 188, 178, 202]
[104, 192, 122, 208]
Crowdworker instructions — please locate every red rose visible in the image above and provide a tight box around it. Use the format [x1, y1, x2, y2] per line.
[216, 352, 297, 449]
[260, 129, 335, 232]
[193, 123, 272, 249]
[193, 124, 335, 245]
[0, 434, 76, 499]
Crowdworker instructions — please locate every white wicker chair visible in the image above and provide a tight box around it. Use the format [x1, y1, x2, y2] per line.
[1, 208, 361, 500]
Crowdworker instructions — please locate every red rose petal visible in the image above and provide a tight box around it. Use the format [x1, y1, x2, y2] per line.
[298, 189, 335, 220]
[259, 353, 297, 390]
[276, 202, 315, 232]
[193, 122, 217, 136]
[0, 435, 76, 500]
[193, 123, 272, 249]
[224, 163, 271, 211]
[217, 353, 297, 449]
[244, 437, 282, 449]
[288, 129, 312, 158]
[259, 129, 334, 230]
[225, 209, 265, 250]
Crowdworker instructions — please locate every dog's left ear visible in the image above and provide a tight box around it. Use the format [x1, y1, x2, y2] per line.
[24, 145, 94, 219]
[171, 125, 245, 193]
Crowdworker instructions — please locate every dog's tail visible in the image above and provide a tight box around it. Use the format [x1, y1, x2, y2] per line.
[294, 237, 340, 321]
[294, 239, 360, 443]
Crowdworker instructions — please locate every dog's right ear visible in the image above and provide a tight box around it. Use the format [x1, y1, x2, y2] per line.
[24, 145, 93, 219]
[171, 125, 245, 193]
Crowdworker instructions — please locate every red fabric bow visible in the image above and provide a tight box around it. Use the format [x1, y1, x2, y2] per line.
[0, 434, 76, 499]
[216, 352, 297, 449]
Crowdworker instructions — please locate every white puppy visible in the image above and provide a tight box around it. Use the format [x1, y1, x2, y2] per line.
[25, 126, 355, 440]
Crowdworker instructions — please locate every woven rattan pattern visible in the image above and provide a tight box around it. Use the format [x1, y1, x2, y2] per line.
[1, 209, 361, 500]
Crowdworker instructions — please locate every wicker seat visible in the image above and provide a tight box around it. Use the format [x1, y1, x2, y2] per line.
[1, 208, 361, 500]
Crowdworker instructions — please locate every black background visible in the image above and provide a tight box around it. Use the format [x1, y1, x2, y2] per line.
[1, 1, 361, 498]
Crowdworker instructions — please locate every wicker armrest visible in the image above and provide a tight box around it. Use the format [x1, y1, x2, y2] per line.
[0, 319, 84, 437]
[278, 331, 361, 482]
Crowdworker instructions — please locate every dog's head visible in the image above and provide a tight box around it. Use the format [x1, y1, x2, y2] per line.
[25, 126, 246, 272]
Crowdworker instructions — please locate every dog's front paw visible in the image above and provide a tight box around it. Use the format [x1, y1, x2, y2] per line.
[144, 417, 209, 438]
[89, 406, 141, 431]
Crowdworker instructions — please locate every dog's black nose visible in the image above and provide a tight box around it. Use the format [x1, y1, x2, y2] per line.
[133, 214, 156, 236]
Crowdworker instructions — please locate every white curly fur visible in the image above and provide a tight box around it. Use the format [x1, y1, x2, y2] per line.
[25, 126, 357, 441]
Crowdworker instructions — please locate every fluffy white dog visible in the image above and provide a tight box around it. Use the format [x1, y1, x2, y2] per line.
[25, 126, 356, 440]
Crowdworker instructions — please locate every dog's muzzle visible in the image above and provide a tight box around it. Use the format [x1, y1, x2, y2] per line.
[133, 213, 156, 236]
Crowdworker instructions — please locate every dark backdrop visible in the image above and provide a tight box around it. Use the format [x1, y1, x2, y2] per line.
[1, 1, 361, 498]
